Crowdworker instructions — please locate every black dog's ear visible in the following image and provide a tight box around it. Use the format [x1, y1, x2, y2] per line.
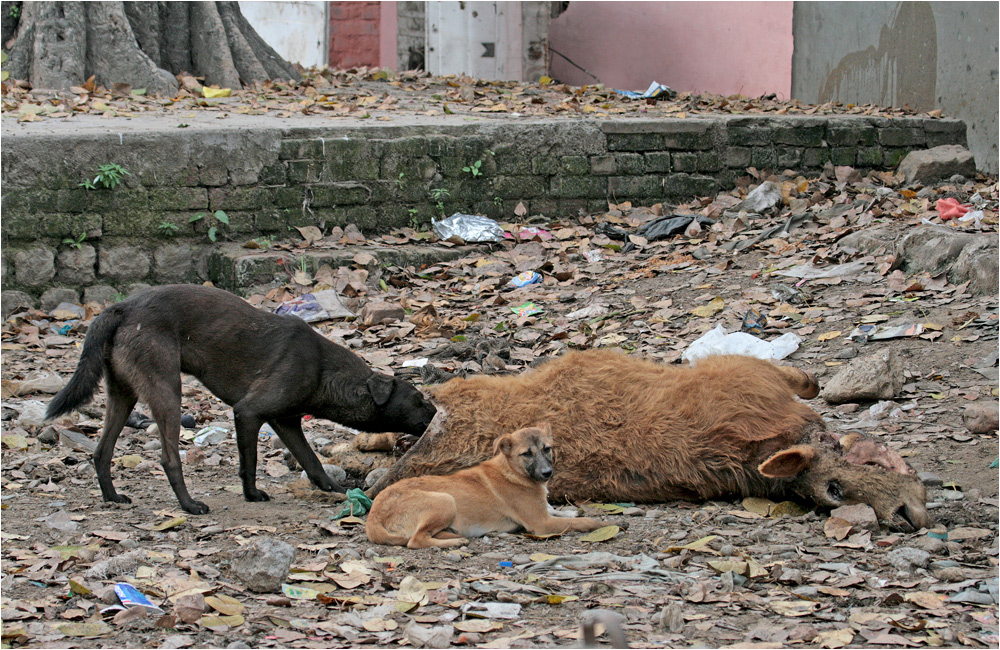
[366, 375, 395, 406]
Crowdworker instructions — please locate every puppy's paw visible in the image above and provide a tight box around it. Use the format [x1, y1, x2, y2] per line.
[314, 477, 344, 493]
[105, 494, 133, 504]
[182, 500, 211, 515]
[244, 488, 271, 502]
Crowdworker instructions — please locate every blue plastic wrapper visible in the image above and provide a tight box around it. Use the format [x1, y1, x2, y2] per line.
[114, 583, 164, 614]
[615, 81, 676, 100]
[508, 271, 542, 288]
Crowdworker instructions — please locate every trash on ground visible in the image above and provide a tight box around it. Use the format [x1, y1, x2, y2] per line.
[507, 227, 553, 241]
[774, 260, 869, 280]
[849, 323, 925, 342]
[682, 324, 801, 363]
[194, 426, 229, 447]
[507, 271, 542, 288]
[258, 423, 275, 441]
[401, 358, 429, 368]
[333, 488, 372, 519]
[628, 214, 716, 247]
[110, 583, 165, 614]
[741, 308, 767, 334]
[432, 213, 505, 243]
[936, 197, 971, 220]
[274, 290, 354, 323]
[730, 181, 782, 214]
[614, 81, 676, 100]
[511, 302, 543, 317]
[1, 370, 65, 397]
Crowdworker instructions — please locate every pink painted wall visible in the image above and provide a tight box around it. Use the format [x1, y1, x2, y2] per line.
[379, 2, 398, 69]
[550, 2, 793, 98]
[328, 1, 381, 68]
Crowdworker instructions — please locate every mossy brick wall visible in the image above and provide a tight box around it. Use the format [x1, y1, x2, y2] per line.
[0, 115, 967, 311]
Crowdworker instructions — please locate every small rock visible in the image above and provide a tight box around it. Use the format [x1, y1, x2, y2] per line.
[718, 544, 734, 557]
[949, 589, 994, 605]
[359, 300, 405, 326]
[821, 350, 903, 404]
[511, 554, 531, 565]
[119, 539, 139, 550]
[622, 507, 644, 517]
[644, 509, 664, 519]
[834, 348, 857, 360]
[944, 541, 963, 555]
[225, 642, 251, 649]
[962, 402, 998, 433]
[914, 536, 946, 554]
[180, 414, 196, 429]
[365, 467, 389, 489]
[939, 489, 964, 501]
[443, 551, 463, 563]
[655, 604, 685, 633]
[94, 585, 120, 604]
[830, 503, 879, 532]
[143, 440, 161, 452]
[897, 145, 976, 185]
[933, 566, 966, 581]
[886, 546, 930, 571]
[76, 462, 96, 478]
[230, 537, 295, 593]
[37, 426, 59, 444]
[60, 429, 97, 453]
[270, 436, 286, 450]
[930, 559, 960, 569]
[775, 567, 804, 584]
[918, 472, 943, 486]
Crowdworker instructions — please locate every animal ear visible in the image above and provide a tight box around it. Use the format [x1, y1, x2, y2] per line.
[493, 434, 511, 456]
[538, 422, 552, 436]
[758, 445, 817, 478]
[366, 375, 395, 406]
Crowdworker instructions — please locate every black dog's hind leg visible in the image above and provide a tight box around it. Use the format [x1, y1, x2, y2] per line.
[94, 376, 137, 504]
[268, 416, 343, 493]
[147, 375, 209, 515]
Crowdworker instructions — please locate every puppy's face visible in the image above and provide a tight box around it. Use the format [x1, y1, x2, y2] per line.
[495, 425, 554, 483]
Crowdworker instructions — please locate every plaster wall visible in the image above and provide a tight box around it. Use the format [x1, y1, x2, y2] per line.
[791, 1, 999, 173]
[549, 2, 793, 97]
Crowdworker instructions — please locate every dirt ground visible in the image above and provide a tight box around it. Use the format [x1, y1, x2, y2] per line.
[1, 168, 998, 648]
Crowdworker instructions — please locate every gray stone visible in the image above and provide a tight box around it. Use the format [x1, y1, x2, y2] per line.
[918, 472, 943, 486]
[83, 285, 120, 305]
[98, 245, 150, 282]
[914, 536, 946, 554]
[1, 290, 35, 318]
[40, 288, 81, 312]
[37, 426, 60, 444]
[126, 283, 152, 297]
[836, 227, 896, 256]
[951, 236, 999, 295]
[939, 489, 964, 501]
[830, 504, 879, 531]
[153, 244, 195, 283]
[365, 467, 389, 489]
[963, 402, 999, 433]
[14, 246, 55, 286]
[230, 537, 295, 592]
[821, 350, 903, 404]
[886, 546, 930, 571]
[897, 225, 999, 295]
[301, 464, 347, 485]
[359, 300, 405, 326]
[56, 245, 97, 285]
[897, 145, 976, 184]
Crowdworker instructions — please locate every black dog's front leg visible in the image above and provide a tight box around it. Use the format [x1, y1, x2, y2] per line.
[269, 416, 344, 493]
[233, 407, 270, 502]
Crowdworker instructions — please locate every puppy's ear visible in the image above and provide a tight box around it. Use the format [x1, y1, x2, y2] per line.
[538, 422, 553, 437]
[366, 375, 395, 406]
[493, 434, 512, 457]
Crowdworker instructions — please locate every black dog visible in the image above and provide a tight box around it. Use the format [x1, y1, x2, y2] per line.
[45, 285, 436, 514]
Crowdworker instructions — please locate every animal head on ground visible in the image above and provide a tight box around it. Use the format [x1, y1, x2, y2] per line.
[758, 431, 929, 531]
[364, 375, 437, 435]
[495, 424, 555, 483]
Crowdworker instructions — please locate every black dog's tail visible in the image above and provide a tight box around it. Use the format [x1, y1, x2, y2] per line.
[45, 305, 127, 420]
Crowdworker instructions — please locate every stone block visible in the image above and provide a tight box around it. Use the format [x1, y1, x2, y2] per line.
[154, 244, 196, 283]
[83, 285, 120, 305]
[801, 148, 830, 168]
[643, 152, 671, 173]
[773, 125, 824, 147]
[491, 176, 547, 199]
[1, 290, 35, 319]
[209, 187, 272, 211]
[924, 119, 967, 148]
[609, 176, 662, 198]
[776, 148, 803, 169]
[826, 122, 877, 146]
[287, 160, 322, 184]
[312, 183, 373, 207]
[41, 214, 103, 240]
[726, 147, 752, 168]
[493, 145, 532, 174]
[607, 133, 663, 152]
[560, 155, 589, 175]
[14, 246, 56, 286]
[728, 125, 772, 147]
[830, 147, 858, 166]
[879, 127, 925, 147]
[280, 138, 325, 160]
[259, 163, 288, 185]
[531, 156, 561, 176]
[550, 176, 607, 199]
[40, 287, 81, 312]
[590, 155, 617, 175]
[750, 147, 777, 168]
[99, 245, 151, 282]
[897, 145, 977, 184]
[663, 174, 718, 198]
[615, 153, 645, 175]
[56, 245, 97, 285]
[856, 147, 883, 167]
[883, 148, 911, 168]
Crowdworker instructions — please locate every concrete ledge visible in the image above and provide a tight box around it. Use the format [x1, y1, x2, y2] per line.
[1, 113, 969, 300]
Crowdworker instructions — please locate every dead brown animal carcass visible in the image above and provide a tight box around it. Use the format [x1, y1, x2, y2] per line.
[369, 350, 928, 530]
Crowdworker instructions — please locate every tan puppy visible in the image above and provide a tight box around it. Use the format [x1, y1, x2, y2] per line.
[366, 425, 604, 548]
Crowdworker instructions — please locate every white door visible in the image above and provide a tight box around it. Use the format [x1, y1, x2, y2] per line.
[426, 1, 523, 80]
[239, 1, 329, 68]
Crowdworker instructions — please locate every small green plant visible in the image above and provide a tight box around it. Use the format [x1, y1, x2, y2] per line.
[189, 209, 230, 242]
[462, 159, 483, 177]
[157, 221, 180, 237]
[493, 196, 503, 208]
[250, 235, 274, 249]
[395, 172, 406, 190]
[429, 188, 450, 218]
[111, 292, 127, 303]
[408, 207, 420, 229]
[80, 163, 130, 190]
[62, 232, 87, 249]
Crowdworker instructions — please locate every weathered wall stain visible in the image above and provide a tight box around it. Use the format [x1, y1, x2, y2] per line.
[819, 2, 937, 111]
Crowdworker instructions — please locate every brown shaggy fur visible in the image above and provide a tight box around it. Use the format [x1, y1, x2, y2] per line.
[368, 349, 929, 530]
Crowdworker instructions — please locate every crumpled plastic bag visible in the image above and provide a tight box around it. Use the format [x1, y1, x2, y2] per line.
[432, 213, 505, 243]
[682, 324, 801, 363]
[1, 370, 66, 397]
[334, 488, 372, 519]
[614, 81, 676, 100]
[275, 290, 354, 323]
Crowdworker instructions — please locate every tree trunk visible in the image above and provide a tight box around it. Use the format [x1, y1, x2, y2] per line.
[3, 1, 300, 95]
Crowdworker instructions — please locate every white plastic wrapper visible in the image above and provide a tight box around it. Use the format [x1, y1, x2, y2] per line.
[432, 213, 505, 243]
[682, 324, 801, 364]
